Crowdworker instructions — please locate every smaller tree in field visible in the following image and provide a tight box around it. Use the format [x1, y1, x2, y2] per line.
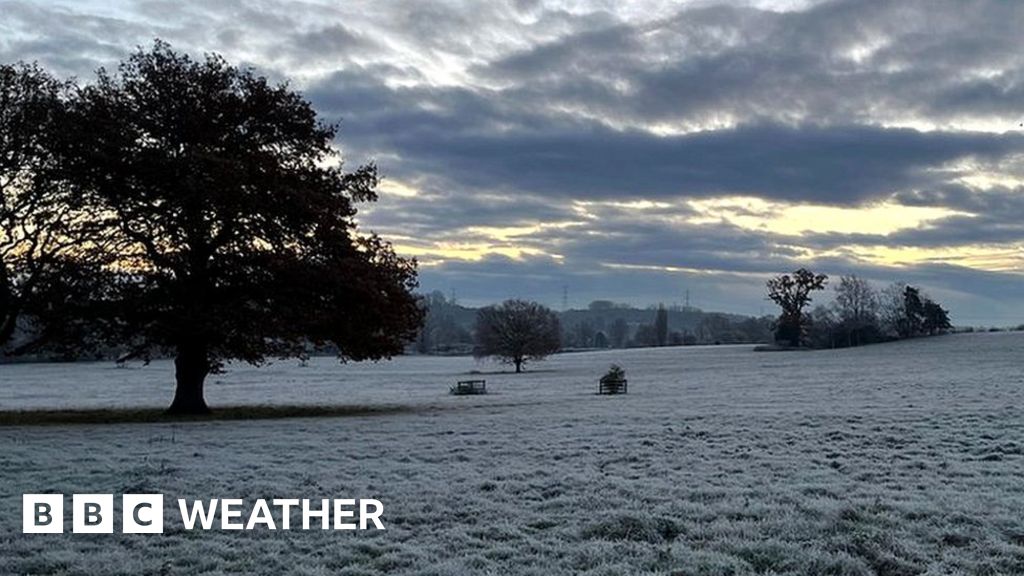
[766, 268, 828, 347]
[473, 299, 560, 373]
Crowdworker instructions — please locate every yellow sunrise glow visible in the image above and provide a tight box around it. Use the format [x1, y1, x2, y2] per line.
[687, 196, 969, 236]
[464, 221, 580, 242]
[601, 261, 769, 279]
[392, 240, 558, 263]
[378, 179, 420, 198]
[849, 244, 1024, 272]
[380, 194, 1020, 275]
[956, 172, 1024, 190]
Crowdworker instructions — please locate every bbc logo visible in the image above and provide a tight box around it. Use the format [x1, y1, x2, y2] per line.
[23, 494, 164, 534]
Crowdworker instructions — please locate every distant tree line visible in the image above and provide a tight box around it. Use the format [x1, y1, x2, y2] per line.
[561, 301, 773, 349]
[412, 295, 776, 356]
[462, 269, 957, 370]
[766, 269, 952, 349]
[468, 297, 775, 373]
[587, 305, 772, 349]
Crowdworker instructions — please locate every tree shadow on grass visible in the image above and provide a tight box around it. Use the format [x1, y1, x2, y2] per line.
[0, 403, 420, 427]
[464, 369, 559, 375]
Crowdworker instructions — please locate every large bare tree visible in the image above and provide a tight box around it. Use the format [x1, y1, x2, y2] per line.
[474, 299, 560, 373]
[13, 43, 424, 413]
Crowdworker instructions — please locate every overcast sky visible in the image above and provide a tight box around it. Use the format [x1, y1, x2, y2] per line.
[3, 0, 1023, 323]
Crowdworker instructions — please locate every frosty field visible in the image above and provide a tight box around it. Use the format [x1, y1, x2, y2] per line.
[2, 332, 1024, 575]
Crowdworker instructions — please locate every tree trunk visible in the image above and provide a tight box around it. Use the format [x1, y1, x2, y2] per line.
[168, 341, 210, 414]
[514, 358, 523, 373]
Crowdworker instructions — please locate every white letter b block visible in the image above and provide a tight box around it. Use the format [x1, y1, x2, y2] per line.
[122, 494, 164, 533]
[23, 494, 63, 533]
[73, 494, 113, 533]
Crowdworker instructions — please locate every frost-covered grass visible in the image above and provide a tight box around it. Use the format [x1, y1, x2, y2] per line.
[3, 332, 1024, 575]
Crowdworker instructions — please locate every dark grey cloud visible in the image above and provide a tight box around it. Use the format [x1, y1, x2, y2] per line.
[380, 122, 1023, 203]
[305, 67, 1024, 205]
[289, 25, 377, 57]
[0, 1, 156, 77]
[478, 0, 1024, 128]
[361, 189, 577, 238]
